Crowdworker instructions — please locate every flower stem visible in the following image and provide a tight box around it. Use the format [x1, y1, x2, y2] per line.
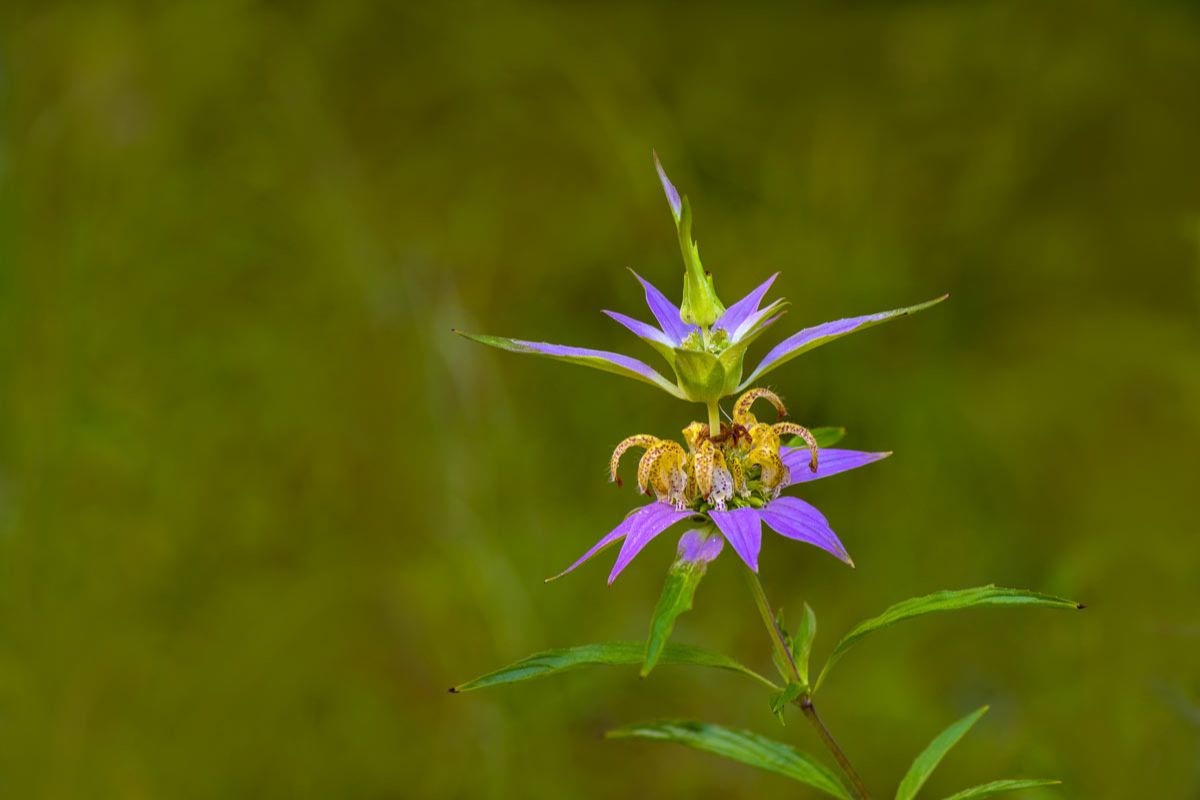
[707, 400, 722, 439]
[742, 567, 872, 800]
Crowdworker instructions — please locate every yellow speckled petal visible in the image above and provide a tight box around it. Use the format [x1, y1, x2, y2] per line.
[609, 434, 660, 487]
[747, 447, 787, 493]
[773, 422, 818, 472]
[733, 387, 788, 427]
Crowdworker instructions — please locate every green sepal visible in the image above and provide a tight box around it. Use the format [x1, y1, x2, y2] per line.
[677, 197, 723, 327]
[941, 779, 1062, 799]
[642, 559, 708, 676]
[896, 706, 989, 800]
[451, 641, 781, 694]
[814, 585, 1083, 693]
[789, 427, 847, 449]
[607, 720, 851, 799]
[770, 681, 805, 724]
[672, 348, 726, 402]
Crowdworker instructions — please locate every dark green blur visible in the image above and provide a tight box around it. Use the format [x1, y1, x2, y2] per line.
[2, 1, 1198, 797]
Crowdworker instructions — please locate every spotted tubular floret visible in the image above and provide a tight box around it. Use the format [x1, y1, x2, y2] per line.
[773, 422, 819, 473]
[732, 387, 788, 427]
[638, 440, 689, 509]
[609, 434, 661, 487]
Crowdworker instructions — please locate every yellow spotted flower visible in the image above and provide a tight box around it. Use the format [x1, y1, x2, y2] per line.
[552, 390, 891, 583]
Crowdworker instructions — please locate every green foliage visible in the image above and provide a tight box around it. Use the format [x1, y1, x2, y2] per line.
[815, 587, 1083, 691]
[451, 642, 780, 693]
[941, 779, 1062, 799]
[607, 720, 850, 799]
[642, 561, 707, 676]
[896, 706, 989, 800]
[451, 330, 684, 397]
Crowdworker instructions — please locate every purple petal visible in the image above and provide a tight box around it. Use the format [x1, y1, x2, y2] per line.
[507, 337, 677, 393]
[677, 529, 724, 565]
[548, 502, 690, 582]
[607, 504, 694, 584]
[760, 496, 852, 565]
[653, 150, 682, 222]
[741, 295, 948, 387]
[602, 310, 672, 347]
[780, 448, 891, 483]
[709, 508, 763, 572]
[630, 270, 697, 344]
[714, 273, 778, 339]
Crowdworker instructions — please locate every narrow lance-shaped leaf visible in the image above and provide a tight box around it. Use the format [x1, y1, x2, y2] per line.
[451, 641, 780, 694]
[794, 602, 817, 687]
[815, 586, 1083, 692]
[453, 331, 684, 398]
[643, 560, 707, 676]
[608, 720, 851, 800]
[896, 706, 989, 800]
[770, 682, 805, 725]
[941, 779, 1062, 800]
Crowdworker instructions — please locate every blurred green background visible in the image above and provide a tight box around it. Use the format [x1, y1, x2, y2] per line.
[3, 1, 1199, 797]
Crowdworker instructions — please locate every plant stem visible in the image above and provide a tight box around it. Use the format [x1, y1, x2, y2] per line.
[742, 567, 872, 800]
[707, 400, 722, 439]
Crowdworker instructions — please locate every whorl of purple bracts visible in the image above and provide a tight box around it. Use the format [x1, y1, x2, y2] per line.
[610, 272, 777, 347]
[676, 529, 724, 564]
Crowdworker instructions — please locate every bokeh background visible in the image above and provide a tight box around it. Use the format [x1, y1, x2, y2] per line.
[3, 1, 1199, 797]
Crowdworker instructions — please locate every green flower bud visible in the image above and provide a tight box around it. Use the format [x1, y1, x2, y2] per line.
[676, 198, 724, 328]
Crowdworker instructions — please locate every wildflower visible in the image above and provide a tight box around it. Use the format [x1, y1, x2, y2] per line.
[455, 154, 945, 403]
[550, 389, 889, 583]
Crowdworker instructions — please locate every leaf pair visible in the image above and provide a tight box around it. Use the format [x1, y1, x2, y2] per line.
[896, 705, 1059, 800]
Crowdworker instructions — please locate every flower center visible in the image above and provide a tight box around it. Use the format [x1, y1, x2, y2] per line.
[680, 326, 731, 355]
[609, 389, 820, 512]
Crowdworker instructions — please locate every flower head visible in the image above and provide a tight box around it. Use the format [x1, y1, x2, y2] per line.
[455, 153, 945, 404]
[550, 389, 890, 583]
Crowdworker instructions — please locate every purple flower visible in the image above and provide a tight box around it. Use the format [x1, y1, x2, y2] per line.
[455, 154, 945, 402]
[551, 445, 887, 583]
[550, 389, 890, 582]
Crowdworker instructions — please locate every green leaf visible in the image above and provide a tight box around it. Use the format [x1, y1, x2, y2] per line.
[790, 427, 847, 449]
[739, 294, 949, 389]
[607, 720, 851, 799]
[794, 603, 818, 687]
[896, 706, 989, 800]
[672, 348, 726, 402]
[452, 330, 684, 397]
[815, 586, 1083, 691]
[941, 779, 1062, 800]
[451, 641, 780, 693]
[643, 561, 707, 676]
[770, 681, 805, 724]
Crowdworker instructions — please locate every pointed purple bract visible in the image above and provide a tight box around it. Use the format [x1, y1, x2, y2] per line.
[549, 501, 692, 583]
[759, 496, 852, 565]
[630, 270, 697, 344]
[709, 507, 763, 572]
[607, 503, 694, 583]
[653, 151, 682, 222]
[677, 529, 724, 564]
[780, 448, 890, 483]
[511, 338, 671, 386]
[714, 273, 778, 339]
[602, 310, 673, 346]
